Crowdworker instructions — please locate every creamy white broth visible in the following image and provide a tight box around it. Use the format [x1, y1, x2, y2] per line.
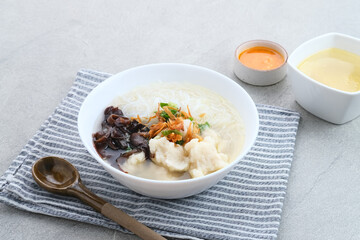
[110, 82, 245, 180]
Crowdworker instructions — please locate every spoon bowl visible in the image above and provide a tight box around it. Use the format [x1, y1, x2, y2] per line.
[32, 156, 79, 193]
[32, 156, 166, 240]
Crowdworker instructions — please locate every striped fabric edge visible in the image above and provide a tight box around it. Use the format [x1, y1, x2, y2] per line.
[0, 69, 300, 240]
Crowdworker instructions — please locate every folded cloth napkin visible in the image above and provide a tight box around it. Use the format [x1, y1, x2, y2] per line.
[0, 69, 300, 240]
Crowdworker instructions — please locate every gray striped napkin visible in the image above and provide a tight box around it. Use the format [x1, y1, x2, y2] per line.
[0, 69, 300, 240]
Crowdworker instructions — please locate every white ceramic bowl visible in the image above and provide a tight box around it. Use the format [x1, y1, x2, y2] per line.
[233, 40, 288, 86]
[288, 33, 360, 124]
[78, 63, 259, 199]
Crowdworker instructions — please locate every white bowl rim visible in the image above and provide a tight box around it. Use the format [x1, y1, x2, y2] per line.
[78, 63, 259, 185]
[234, 39, 288, 72]
[288, 32, 360, 96]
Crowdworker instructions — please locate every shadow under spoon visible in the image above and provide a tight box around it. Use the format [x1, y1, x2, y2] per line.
[32, 156, 166, 240]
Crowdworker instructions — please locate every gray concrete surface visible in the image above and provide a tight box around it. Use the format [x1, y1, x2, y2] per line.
[1, 0, 360, 239]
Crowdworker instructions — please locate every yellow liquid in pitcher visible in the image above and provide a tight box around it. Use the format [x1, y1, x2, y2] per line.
[298, 48, 360, 92]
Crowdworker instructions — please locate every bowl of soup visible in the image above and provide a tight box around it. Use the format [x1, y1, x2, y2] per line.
[288, 32, 360, 124]
[78, 63, 259, 199]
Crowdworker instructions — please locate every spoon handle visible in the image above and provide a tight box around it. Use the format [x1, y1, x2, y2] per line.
[68, 181, 166, 240]
[102, 203, 166, 240]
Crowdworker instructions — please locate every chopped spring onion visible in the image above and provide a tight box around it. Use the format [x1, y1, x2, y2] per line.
[162, 129, 182, 136]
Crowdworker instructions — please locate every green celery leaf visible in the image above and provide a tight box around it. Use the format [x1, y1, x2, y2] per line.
[198, 122, 210, 132]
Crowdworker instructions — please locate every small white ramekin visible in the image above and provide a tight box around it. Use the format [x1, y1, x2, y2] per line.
[288, 32, 360, 124]
[233, 40, 288, 86]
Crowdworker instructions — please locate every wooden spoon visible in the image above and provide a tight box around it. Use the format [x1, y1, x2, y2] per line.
[32, 156, 166, 240]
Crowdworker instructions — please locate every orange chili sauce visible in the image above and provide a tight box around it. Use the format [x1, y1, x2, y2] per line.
[238, 46, 284, 71]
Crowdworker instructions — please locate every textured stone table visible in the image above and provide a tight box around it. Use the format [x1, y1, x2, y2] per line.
[1, 1, 360, 239]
